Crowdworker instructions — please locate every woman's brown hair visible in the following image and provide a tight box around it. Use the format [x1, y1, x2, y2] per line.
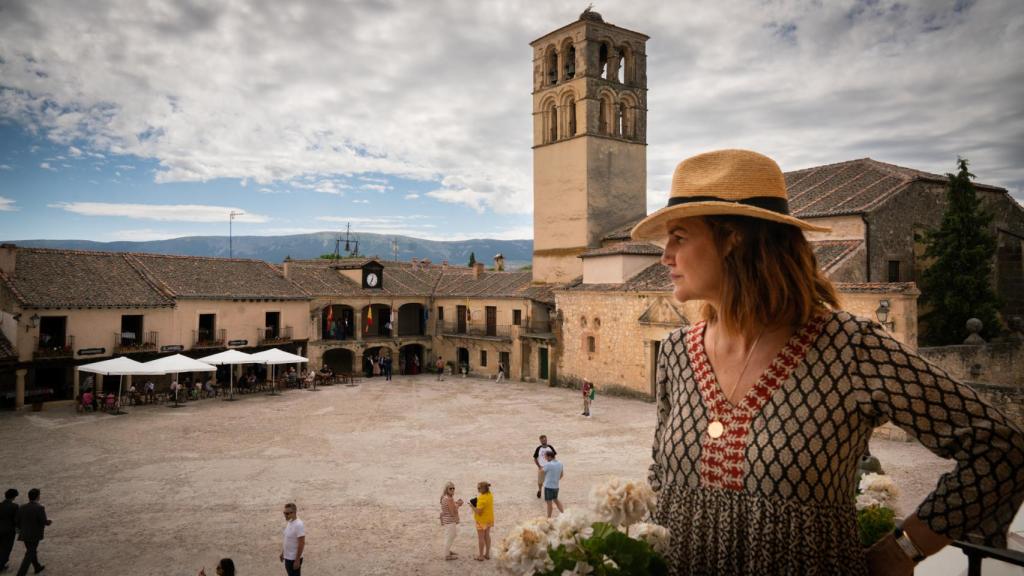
[702, 216, 840, 337]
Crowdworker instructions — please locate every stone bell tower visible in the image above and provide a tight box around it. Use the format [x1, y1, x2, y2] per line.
[530, 8, 649, 284]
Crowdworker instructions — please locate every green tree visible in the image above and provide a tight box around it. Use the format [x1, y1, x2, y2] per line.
[919, 158, 1001, 345]
[467, 252, 476, 267]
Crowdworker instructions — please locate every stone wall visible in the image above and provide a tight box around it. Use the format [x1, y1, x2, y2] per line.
[555, 290, 699, 397]
[919, 339, 1024, 428]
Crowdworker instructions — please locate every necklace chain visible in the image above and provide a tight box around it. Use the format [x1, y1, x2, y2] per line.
[714, 324, 767, 403]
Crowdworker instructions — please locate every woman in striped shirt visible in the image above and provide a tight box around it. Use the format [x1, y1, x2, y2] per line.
[439, 481, 463, 560]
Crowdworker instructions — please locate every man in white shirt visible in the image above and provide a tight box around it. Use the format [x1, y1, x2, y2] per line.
[280, 502, 305, 575]
[531, 435, 557, 499]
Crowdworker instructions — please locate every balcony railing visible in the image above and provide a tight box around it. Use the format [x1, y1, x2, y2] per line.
[34, 335, 75, 359]
[952, 540, 1024, 576]
[525, 319, 553, 334]
[193, 328, 227, 349]
[114, 331, 159, 354]
[259, 325, 293, 345]
[439, 321, 511, 339]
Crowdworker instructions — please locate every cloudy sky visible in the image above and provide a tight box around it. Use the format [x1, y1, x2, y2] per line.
[0, 0, 1020, 243]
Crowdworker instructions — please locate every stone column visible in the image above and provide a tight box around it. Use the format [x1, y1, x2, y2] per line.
[355, 310, 363, 341]
[73, 369, 80, 400]
[390, 307, 398, 338]
[15, 368, 26, 409]
[97, 373, 105, 395]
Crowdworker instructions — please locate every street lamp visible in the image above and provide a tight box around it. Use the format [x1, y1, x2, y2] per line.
[229, 210, 244, 258]
[874, 300, 894, 331]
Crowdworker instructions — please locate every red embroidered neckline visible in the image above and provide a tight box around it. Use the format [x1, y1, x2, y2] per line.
[686, 312, 829, 490]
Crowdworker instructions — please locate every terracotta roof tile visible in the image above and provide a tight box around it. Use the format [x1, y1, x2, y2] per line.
[580, 242, 662, 258]
[1, 248, 174, 309]
[787, 158, 1005, 217]
[833, 282, 920, 294]
[126, 253, 309, 300]
[810, 240, 863, 273]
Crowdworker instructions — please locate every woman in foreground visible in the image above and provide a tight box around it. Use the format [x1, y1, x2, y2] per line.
[632, 149, 1024, 575]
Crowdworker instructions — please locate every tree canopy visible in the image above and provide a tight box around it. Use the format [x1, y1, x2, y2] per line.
[919, 158, 1001, 345]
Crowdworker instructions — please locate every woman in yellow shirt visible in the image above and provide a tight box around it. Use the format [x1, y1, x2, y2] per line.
[469, 481, 494, 561]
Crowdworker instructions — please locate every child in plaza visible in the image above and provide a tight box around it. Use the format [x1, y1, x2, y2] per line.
[468, 481, 494, 561]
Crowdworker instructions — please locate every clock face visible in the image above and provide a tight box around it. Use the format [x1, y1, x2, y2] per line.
[366, 272, 379, 287]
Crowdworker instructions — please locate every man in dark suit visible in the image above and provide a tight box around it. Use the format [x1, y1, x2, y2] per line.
[0, 488, 18, 572]
[14, 488, 50, 576]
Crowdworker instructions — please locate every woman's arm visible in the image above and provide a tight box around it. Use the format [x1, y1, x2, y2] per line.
[854, 320, 1024, 548]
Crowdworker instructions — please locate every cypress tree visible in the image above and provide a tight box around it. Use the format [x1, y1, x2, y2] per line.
[919, 158, 1002, 345]
[468, 252, 476, 267]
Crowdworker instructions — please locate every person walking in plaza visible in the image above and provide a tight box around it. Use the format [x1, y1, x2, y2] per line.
[279, 503, 305, 576]
[435, 356, 445, 381]
[542, 451, 564, 518]
[632, 149, 1024, 575]
[439, 481, 463, 561]
[14, 488, 51, 576]
[384, 355, 393, 381]
[495, 361, 505, 383]
[581, 379, 594, 417]
[0, 489, 18, 572]
[531, 435, 557, 499]
[468, 481, 494, 561]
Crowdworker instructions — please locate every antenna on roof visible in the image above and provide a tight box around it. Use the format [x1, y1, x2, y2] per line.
[391, 238, 399, 262]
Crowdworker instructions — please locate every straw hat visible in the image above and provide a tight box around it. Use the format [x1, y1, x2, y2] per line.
[630, 149, 830, 242]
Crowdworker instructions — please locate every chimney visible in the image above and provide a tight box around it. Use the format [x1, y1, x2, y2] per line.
[473, 262, 485, 279]
[441, 259, 448, 270]
[493, 253, 505, 272]
[411, 257, 419, 271]
[422, 258, 432, 268]
[0, 243, 16, 275]
[282, 256, 292, 279]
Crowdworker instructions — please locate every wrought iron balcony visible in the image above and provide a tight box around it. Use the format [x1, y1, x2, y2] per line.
[114, 331, 159, 354]
[34, 335, 74, 359]
[259, 325, 293, 345]
[193, 328, 227, 349]
[439, 321, 511, 339]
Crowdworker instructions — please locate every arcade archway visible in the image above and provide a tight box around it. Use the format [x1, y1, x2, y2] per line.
[323, 348, 354, 374]
[399, 344, 425, 375]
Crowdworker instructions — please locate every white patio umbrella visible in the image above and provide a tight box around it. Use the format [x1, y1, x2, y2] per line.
[141, 354, 217, 407]
[197, 349, 260, 400]
[250, 348, 309, 394]
[77, 356, 160, 415]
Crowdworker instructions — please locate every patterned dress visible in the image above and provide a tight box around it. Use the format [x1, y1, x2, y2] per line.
[649, 310, 1024, 576]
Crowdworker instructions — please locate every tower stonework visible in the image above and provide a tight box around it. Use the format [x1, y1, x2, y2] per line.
[530, 9, 649, 284]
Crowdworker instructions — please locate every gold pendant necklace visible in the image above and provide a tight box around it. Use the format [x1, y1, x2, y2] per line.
[707, 324, 766, 439]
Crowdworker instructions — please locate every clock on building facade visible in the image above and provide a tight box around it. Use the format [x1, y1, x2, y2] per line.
[362, 262, 384, 289]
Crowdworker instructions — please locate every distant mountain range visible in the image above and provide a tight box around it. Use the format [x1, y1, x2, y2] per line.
[3, 232, 534, 269]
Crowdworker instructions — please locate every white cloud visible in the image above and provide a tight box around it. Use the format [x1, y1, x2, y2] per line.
[360, 184, 391, 192]
[68, 146, 82, 157]
[0, 0, 1021, 214]
[352, 199, 369, 204]
[39, 162, 55, 171]
[0, 164, 12, 171]
[48, 202, 269, 223]
[0, 196, 17, 211]
[404, 193, 420, 200]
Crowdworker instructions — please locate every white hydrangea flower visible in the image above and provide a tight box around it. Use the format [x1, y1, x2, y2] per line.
[550, 508, 595, 551]
[497, 517, 556, 576]
[589, 477, 657, 527]
[602, 555, 619, 570]
[629, 522, 671, 555]
[858, 473, 900, 512]
[855, 493, 881, 511]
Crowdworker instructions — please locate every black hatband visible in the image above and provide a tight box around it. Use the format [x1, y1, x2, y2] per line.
[666, 195, 790, 215]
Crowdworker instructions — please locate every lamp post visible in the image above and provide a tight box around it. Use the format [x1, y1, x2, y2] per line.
[229, 210, 244, 258]
[874, 300, 894, 331]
